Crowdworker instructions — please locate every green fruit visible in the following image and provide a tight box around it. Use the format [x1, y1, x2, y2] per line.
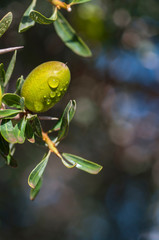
[21, 61, 71, 113]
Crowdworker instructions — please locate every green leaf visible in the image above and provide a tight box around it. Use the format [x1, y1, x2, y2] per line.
[6, 154, 18, 168]
[0, 12, 13, 38]
[51, 100, 76, 142]
[0, 134, 9, 156]
[49, 100, 76, 134]
[28, 151, 51, 188]
[25, 120, 35, 143]
[4, 50, 17, 87]
[62, 153, 103, 174]
[54, 11, 92, 57]
[2, 93, 21, 109]
[0, 63, 5, 89]
[14, 117, 27, 143]
[29, 8, 57, 25]
[15, 75, 25, 95]
[0, 118, 27, 144]
[18, 0, 37, 33]
[31, 116, 42, 137]
[30, 177, 43, 200]
[70, 0, 91, 5]
[0, 109, 22, 119]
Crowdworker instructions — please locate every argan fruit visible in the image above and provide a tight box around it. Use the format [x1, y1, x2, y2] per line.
[21, 61, 71, 113]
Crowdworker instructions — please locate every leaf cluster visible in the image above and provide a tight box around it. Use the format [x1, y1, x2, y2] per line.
[18, 0, 92, 57]
[0, 2, 103, 201]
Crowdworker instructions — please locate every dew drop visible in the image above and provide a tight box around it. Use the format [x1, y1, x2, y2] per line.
[46, 98, 51, 105]
[34, 101, 43, 112]
[50, 91, 56, 98]
[48, 77, 59, 89]
[57, 92, 61, 97]
[43, 95, 47, 99]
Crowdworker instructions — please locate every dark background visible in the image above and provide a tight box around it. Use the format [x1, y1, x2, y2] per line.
[0, 0, 159, 239]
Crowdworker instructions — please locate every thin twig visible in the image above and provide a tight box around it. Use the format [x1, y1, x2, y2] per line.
[38, 116, 58, 121]
[0, 46, 24, 55]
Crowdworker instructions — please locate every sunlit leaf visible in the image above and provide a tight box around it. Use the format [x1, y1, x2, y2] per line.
[15, 75, 25, 95]
[0, 12, 13, 38]
[30, 177, 43, 200]
[28, 151, 51, 188]
[14, 117, 27, 143]
[62, 153, 103, 174]
[54, 11, 92, 57]
[70, 0, 91, 5]
[2, 93, 21, 109]
[0, 118, 27, 144]
[4, 50, 17, 87]
[49, 100, 76, 134]
[18, 0, 37, 33]
[0, 109, 22, 119]
[29, 8, 57, 24]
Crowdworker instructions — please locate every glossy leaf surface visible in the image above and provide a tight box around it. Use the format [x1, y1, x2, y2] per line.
[4, 51, 17, 87]
[0, 109, 22, 119]
[28, 151, 51, 188]
[18, 0, 37, 33]
[0, 118, 27, 144]
[2, 93, 21, 108]
[30, 178, 43, 200]
[54, 12, 92, 57]
[29, 9, 57, 24]
[62, 153, 103, 174]
[0, 12, 13, 38]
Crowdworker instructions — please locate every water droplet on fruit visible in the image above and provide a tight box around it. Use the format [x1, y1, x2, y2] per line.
[34, 101, 43, 112]
[48, 77, 59, 88]
[46, 98, 51, 105]
[50, 91, 56, 98]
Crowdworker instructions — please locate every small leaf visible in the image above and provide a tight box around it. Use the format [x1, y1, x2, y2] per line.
[54, 11, 92, 57]
[4, 50, 17, 87]
[15, 75, 25, 95]
[25, 120, 35, 143]
[2, 93, 21, 108]
[29, 9, 57, 25]
[18, 0, 37, 33]
[0, 109, 22, 119]
[0, 134, 9, 156]
[0, 12, 13, 38]
[30, 178, 43, 200]
[14, 117, 27, 143]
[70, 0, 91, 5]
[0, 63, 5, 89]
[6, 154, 18, 168]
[49, 100, 76, 133]
[31, 116, 42, 137]
[62, 153, 103, 174]
[0, 118, 27, 144]
[28, 151, 51, 188]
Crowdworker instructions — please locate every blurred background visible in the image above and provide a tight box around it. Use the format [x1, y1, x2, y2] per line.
[1, 0, 159, 239]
